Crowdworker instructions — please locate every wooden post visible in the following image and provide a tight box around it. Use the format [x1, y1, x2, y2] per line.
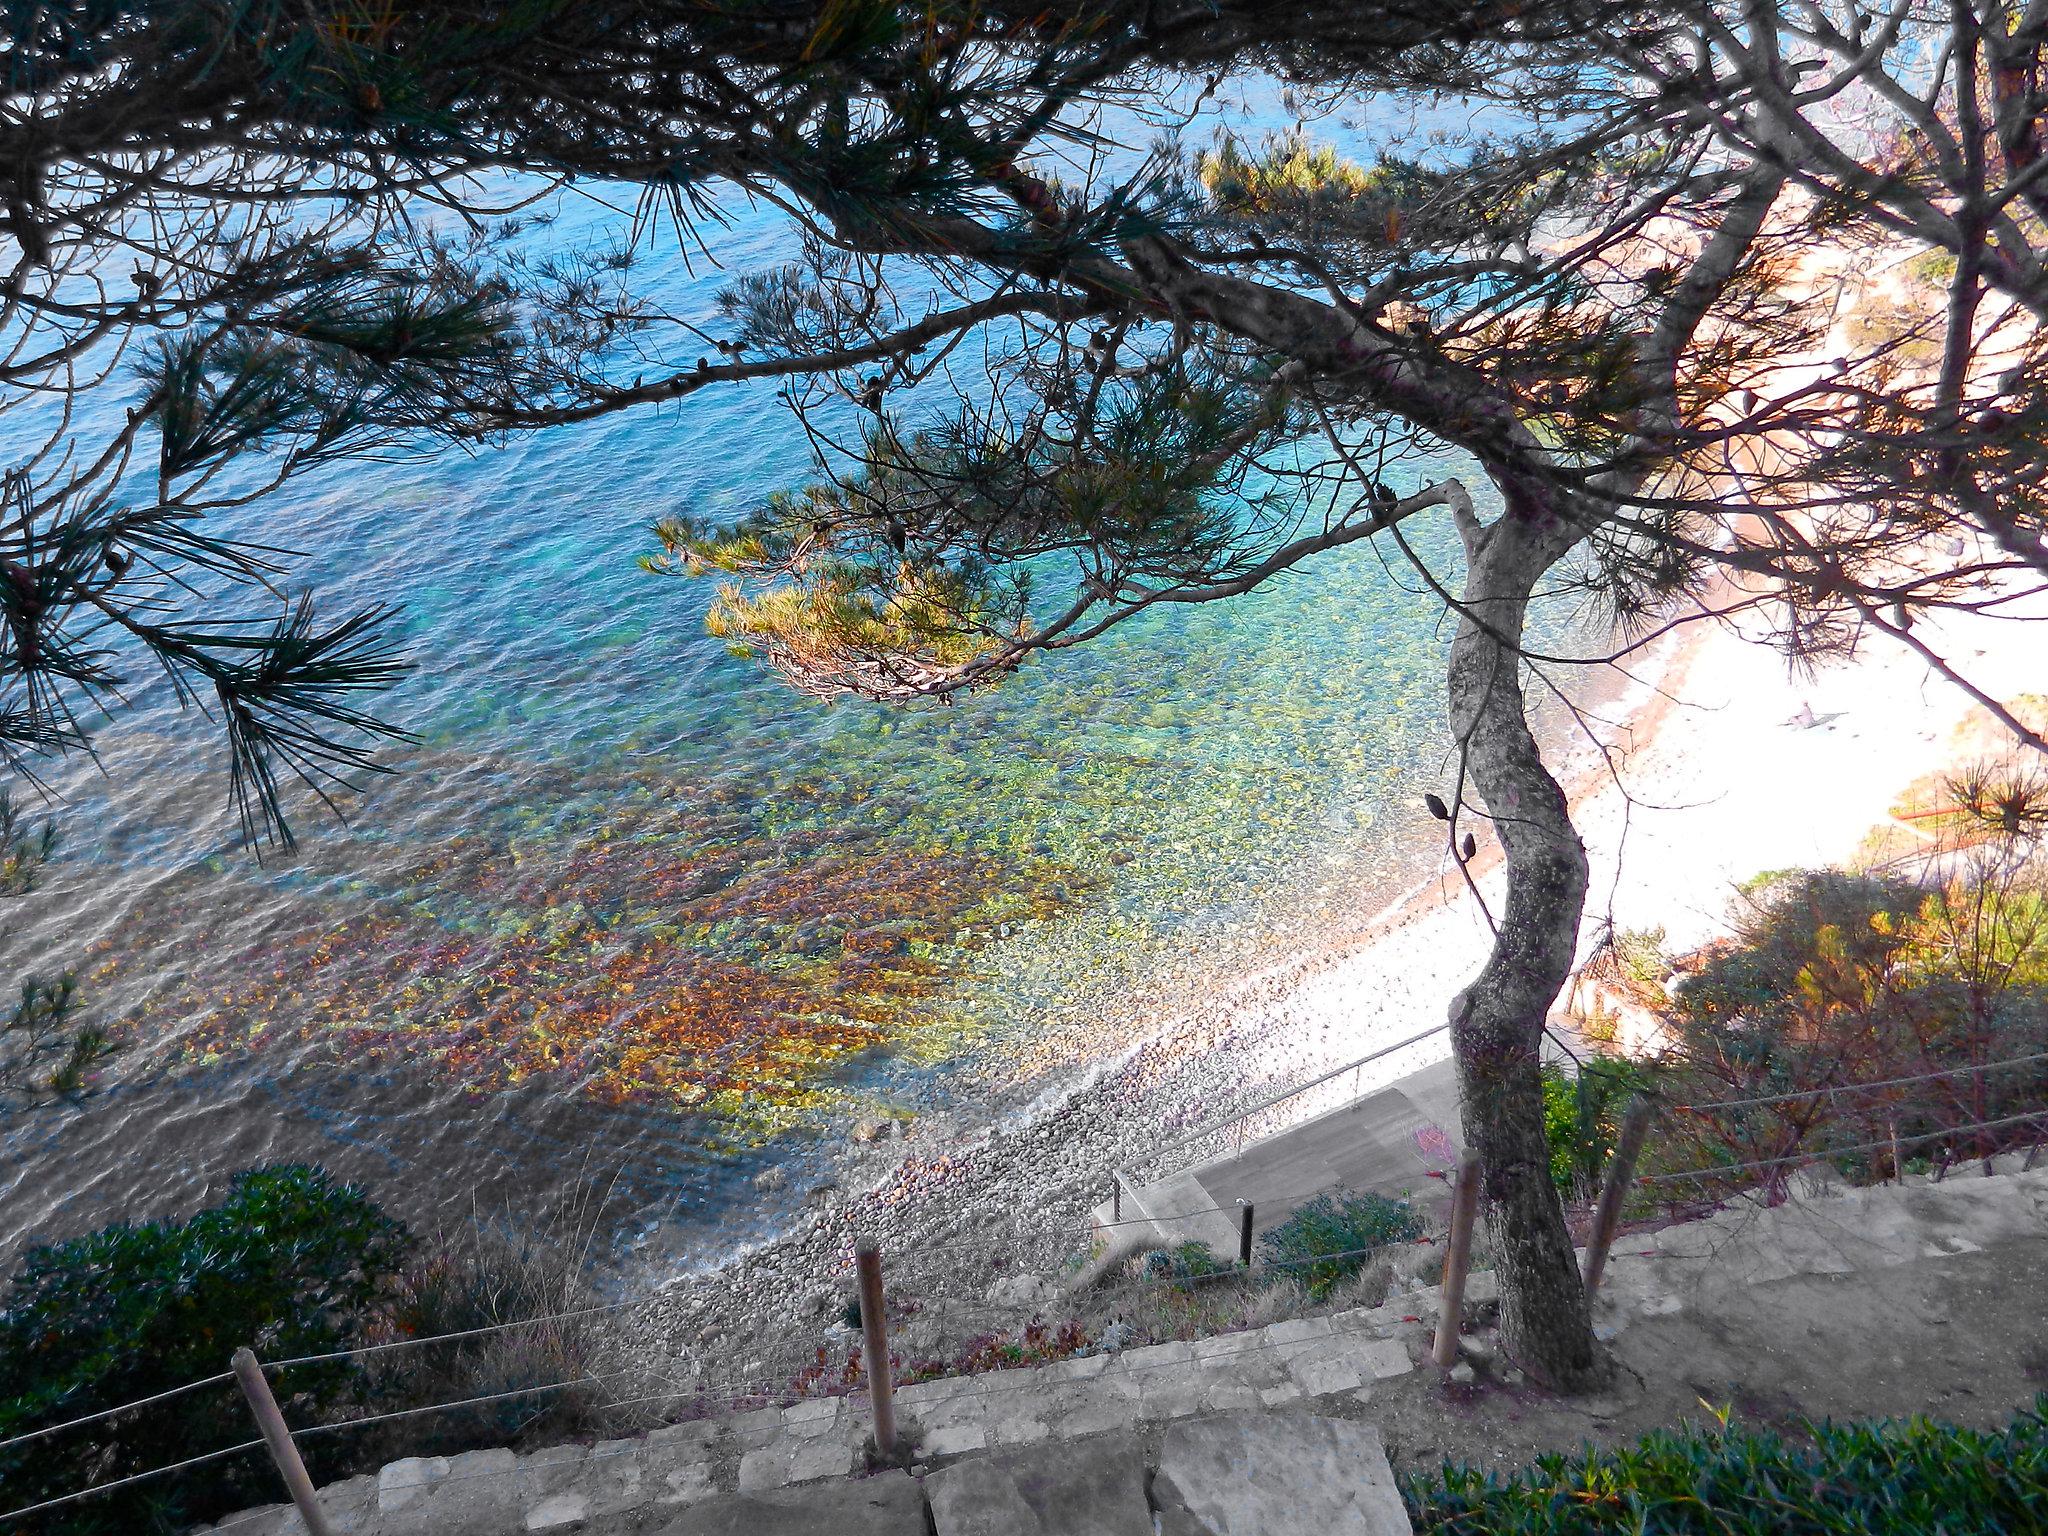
[1582, 1097, 1654, 1299]
[1431, 1150, 1482, 1369]
[1237, 1202, 1254, 1267]
[1889, 1120, 1903, 1184]
[855, 1242, 896, 1457]
[231, 1347, 333, 1536]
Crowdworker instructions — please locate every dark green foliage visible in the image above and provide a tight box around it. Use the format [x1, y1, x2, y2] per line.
[1, 974, 114, 1103]
[1137, 1240, 1229, 1290]
[1257, 1189, 1423, 1299]
[1673, 871, 1925, 1033]
[1541, 1055, 1656, 1201]
[1404, 1396, 2048, 1534]
[0, 789, 56, 896]
[0, 1165, 409, 1534]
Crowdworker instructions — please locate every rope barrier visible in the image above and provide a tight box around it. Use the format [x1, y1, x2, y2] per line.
[264, 1291, 679, 1369]
[1639, 1108, 2048, 1183]
[288, 1369, 647, 1442]
[190, 1308, 1442, 1534]
[1673, 1051, 2048, 1114]
[892, 1231, 1448, 1317]
[0, 1186, 1329, 1478]
[0, 1369, 237, 1455]
[9, 1070, 2033, 1528]
[267, 1181, 1382, 1372]
[29, 1259, 1453, 1536]
[37, 1097, 2044, 1534]
[0, 1435, 266, 1526]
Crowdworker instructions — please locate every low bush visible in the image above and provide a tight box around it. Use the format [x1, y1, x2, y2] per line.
[1541, 1054, 1657, 1202]
[1650, 856, 2048, 1192]
[1404, 1396, 2048, 1534]
[359, 1204, 654, 1458]
[1257, 1189, 1422, 1300]
[1136, 1240, 1230, 1291]
[0, 1167, 655, 1534]
[0, 1165, 408, 1534]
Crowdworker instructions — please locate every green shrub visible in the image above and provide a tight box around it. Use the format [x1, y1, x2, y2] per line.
[0, 1165, 408, 1534]
[1136, 1241, 1229, 1291]
[1541, 1055, 1656, 1201]
[1653, 864, 2048, 1187]
[1404, 1396, 2048, 1534]
[1257, 1190, 1422, 1300]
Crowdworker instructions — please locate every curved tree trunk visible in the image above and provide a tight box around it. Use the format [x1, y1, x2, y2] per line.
[1441, 482, 1603, 1391]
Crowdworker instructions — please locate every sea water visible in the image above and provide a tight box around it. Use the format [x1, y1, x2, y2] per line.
[0, 95, 1531, 1275]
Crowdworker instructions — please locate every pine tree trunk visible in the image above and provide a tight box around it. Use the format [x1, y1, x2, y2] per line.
[1441, 484, 1604, 1391]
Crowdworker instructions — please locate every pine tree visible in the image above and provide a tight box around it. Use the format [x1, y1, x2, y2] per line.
[5, 0, 2045, 1386]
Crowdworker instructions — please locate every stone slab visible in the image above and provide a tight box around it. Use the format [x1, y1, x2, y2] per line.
[376, 1450, 523, 1535]
[641, 1470, 925, 1535]
[1152, 1412, 1411, 1536]
[520, 1441, 649, 1529]
[926, 1431, 1153, 1536]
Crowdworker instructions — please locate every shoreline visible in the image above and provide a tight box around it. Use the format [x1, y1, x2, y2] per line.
[642, 586, 2046, 1367]
[631, 622, 1674, 1358]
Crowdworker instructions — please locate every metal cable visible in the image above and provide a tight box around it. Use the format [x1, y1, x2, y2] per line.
[264, 1291, 677, 1369]
[288, 1368, 647, 1441]
[0, 1191, 1296, 1467]
[0, 1436, 266, 1526]
[1640, 1108, 2048, 1183]
[194, 1310, 1417, 1535]
[0, 1370, 237, 1455]
[1673, 1051, 2048, 1114]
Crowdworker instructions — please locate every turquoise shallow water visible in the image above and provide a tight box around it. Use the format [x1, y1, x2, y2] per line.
[0, 124, 1518, 1269]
